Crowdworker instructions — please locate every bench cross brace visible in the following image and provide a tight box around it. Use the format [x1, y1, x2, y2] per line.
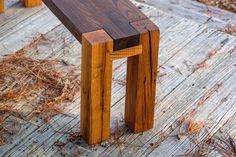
[81, 27, 159, 144]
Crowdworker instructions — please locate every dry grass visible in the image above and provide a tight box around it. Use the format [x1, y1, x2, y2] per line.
[0, 50, 80, 145]
[176, 113, 236, 156]
[180, 133, 236, 156]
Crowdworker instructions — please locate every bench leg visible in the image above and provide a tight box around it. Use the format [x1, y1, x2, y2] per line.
[125, 29, 160, 133]
[80, 30, 113, 145]
[24, 0, 42, 7]
[0, 0, 4, 13]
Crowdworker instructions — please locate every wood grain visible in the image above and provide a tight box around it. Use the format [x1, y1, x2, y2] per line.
[3, 0, 236, 156]
[145, 0, 236, 36]
[109, 45, 142, 60]
[80, 29, 113, 144]
[24, 0, 42, 7]
[0, 0, 4, 13]
[125, 19, 160, 133]
[42, 0, 148, 50]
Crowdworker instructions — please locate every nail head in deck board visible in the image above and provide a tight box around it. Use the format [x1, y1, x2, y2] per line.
[42, 0, 149, 50]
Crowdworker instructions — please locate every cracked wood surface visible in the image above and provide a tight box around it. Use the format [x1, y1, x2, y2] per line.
[0, 0, 236, 157]
[43, 0, 151, 50]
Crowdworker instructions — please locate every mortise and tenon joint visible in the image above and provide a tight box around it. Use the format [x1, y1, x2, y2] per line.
[43, 0, 160, 145]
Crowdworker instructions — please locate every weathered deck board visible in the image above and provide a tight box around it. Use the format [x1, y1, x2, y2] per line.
[0, 3, 45, 39]
[0, 0, 236, 157]
[148, 66, 236, 156]
[0, 2, 157, 156]
[100, 28, 235, 157]
[155, 0, 236, 24]
[26, 11, 193, 157]
[0, 3, 159, 156]
[0, 24, 78, 156]
[144, 0, 236, 36]
[0, 6, 60, 59]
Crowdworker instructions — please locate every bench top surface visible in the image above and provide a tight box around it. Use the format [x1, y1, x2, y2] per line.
[43, 0, 157, 50]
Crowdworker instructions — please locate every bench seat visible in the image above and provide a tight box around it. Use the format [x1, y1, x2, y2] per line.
[44, 0, 157, 50]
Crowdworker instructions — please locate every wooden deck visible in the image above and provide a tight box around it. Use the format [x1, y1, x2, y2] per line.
[0, 0, 236, 156]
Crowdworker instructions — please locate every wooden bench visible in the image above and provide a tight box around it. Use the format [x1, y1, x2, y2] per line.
[43, 0, 160, 145]
[0, 0, 42, 13]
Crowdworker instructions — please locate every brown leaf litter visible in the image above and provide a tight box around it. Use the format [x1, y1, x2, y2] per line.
[149, 80, 234, 156]
[175, 112, 236, 156]
[148, 111, 205, 150]
[102, 82, 225, 153]
[196, 0, 236, 13]
[223, 24, 236, 35]
[177, 112, 205, 137]
[176, 108, 235, 156]
[180, 132, 236, 156]
[0, 51, 80, 145]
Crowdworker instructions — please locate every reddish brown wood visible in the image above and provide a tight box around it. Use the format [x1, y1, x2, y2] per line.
[43, 0, 160, 144]
[81, 29, 113, 144]
[43, 0, 148, 50]
[125, 19, 160, 133]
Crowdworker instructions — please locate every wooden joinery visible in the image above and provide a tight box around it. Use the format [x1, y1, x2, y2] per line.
[43, 0, 160, 144]
[42, 0, 147, 51]
[125, 19, 160, 133]
[109, 45, 142, 60]
[80, 29, 113, 145]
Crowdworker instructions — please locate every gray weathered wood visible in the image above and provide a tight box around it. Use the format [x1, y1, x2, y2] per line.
[0, 0, 236, 157]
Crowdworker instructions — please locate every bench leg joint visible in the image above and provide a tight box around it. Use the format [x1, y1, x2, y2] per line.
[80, 29, 113, 145]
[125, 28, 160, 133]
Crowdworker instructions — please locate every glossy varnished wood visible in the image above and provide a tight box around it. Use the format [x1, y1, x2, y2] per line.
[43, 0, 148, 50]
